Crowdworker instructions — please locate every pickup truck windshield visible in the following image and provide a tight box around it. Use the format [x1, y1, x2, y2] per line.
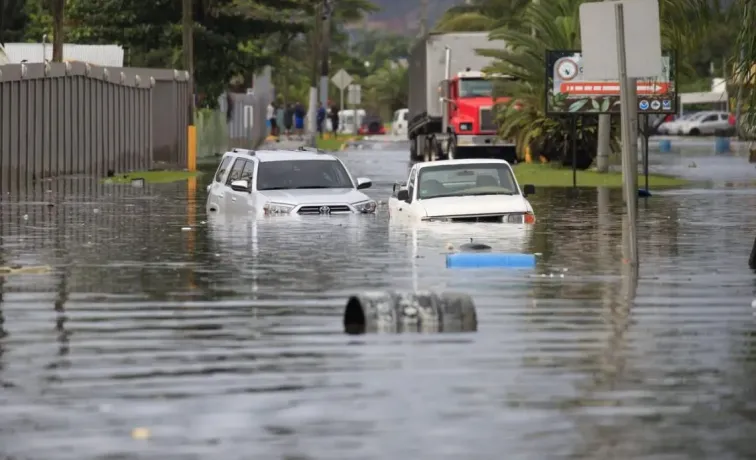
[459, 78, 493, 98]
[257, 159, 354, 190]
[417, 163, 519, 199]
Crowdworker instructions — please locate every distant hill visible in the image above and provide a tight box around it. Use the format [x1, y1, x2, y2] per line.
[362, 0, 464, 35]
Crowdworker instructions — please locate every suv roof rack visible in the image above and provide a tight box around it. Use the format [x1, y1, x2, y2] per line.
[232, 148, 255, 156]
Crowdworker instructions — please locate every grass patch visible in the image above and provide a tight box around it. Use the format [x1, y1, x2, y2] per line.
[315, 135, 363, 151]
[102, 170, 201, 184]
[513, 163, 688, 188]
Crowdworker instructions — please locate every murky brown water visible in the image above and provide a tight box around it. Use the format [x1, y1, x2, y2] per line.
[1, 146, 756, 459]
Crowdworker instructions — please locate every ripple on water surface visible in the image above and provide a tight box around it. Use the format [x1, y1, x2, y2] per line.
[0, 154, 755, 459]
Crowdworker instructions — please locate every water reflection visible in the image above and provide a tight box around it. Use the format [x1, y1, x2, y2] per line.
[0, 152, 755, 458]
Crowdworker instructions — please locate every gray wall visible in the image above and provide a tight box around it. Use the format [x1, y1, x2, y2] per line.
[0, 62, 189, 194]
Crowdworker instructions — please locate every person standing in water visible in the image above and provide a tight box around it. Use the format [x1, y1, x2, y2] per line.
[283, 103, 294, 137]
[329, 105, 340, 137]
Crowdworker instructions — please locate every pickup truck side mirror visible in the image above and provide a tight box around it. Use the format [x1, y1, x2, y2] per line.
[230, 179, 250, 192]
[522, 184, 535, 197]
[396, 189, 410, 202]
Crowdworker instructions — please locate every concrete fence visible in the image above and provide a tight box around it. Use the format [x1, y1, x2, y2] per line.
[0, 62, 190, 194]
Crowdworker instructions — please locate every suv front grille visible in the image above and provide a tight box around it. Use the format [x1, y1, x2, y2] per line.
[298, 205, 352, 215]
[479, 107, 496, 132]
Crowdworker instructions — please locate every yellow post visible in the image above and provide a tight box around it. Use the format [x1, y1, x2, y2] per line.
[187, 125, 197, 172]
[524, 145, 532, 163]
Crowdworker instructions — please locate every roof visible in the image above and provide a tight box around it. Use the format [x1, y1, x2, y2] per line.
[0, 43, 124, 66]
[227, 149, 338, 162]
[417, 159, 511, 169]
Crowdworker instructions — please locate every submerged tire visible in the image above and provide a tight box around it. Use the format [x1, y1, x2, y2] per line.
[343, 291, 477, 334]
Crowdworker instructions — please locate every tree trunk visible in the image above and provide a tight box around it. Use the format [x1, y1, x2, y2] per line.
[50, 0, 64, 62]
[596, 114, 611, 172]
[182, 0, 194, 124]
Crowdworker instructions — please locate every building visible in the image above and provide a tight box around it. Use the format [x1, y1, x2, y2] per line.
[0, 43, 124, 67]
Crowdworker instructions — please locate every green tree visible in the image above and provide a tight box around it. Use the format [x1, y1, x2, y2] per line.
[478, 0, 712, 167]
[434, 0, 530, 32]
[363, 61, 408, 120]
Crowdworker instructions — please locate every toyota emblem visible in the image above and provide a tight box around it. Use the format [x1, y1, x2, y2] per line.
[319, 206, 331, 214]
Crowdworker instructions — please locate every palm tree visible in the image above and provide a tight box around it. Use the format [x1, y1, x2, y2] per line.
[733, 0, 755, 139]
[364, 61, 408, 120]
[434, 0, 530, 32]
[477, 0, 712, 168]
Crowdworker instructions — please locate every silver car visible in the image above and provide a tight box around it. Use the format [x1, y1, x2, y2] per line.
[206, 147, 376, 216]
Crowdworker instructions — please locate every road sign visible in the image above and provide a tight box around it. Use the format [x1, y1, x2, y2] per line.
[545, 50, 676, 115]
[331, 68, 353, 90]
[347, 84, 361, 105]
[579, 0, 662, 80]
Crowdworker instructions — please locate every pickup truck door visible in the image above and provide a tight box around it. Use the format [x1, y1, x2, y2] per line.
[394, 166, 417, 217]
[207, 156, 232, 212]
[223, 158, 247, 212]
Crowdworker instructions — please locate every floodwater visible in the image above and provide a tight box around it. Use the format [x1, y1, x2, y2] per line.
[1, 144, 756, 459]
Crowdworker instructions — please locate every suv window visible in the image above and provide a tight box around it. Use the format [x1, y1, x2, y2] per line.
[215, 156, 232, 182]
[256, 159, 353, 190]
[240, 161, 255, 185]
[402, 111, 408, 121]
[225, 158, 247, 185]
[701, 115, 717, 122]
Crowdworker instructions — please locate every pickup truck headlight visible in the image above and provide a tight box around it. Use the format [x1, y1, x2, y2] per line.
[505, 212, 536, 224]
[263, 202, 295, 215]
[353, 200, 377, 213]
[458, 123, 472, 131]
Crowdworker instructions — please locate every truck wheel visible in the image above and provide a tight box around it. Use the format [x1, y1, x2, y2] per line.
[410, 137, 419, 161]
[424, 136, 434, 161]
[447, 135, 457, 160]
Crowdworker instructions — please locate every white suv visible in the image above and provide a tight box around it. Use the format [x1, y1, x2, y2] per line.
[206, 147, 376, 216]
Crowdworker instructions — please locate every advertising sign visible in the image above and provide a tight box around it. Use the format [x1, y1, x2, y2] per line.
[545, 49, 676, 115]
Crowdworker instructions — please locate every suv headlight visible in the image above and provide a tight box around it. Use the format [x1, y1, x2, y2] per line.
[353, 200, 377, 213]
[263, 202, 294, 215]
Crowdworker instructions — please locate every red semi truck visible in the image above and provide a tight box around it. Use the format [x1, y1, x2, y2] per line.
[407, 32, 516, 163]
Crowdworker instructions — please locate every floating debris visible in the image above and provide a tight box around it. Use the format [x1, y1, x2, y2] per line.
[131, 427, 150, 440]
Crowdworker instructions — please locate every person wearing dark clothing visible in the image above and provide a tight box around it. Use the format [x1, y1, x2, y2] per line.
[294, 102, 305, 137]
[329, 106, 339, 137]
[316, 103, 326, 138]
[283, 104, 294, 135]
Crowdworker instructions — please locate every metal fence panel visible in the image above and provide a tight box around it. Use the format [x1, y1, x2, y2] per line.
[0, 63, 189, 195]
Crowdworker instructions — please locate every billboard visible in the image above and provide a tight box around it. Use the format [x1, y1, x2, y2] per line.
[545, 49, 676, 115]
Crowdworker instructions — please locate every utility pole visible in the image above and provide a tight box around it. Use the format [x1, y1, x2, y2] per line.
[418, 0, 428, 37]
[320, 0, 333, 108]
[182, 0, 194, 125]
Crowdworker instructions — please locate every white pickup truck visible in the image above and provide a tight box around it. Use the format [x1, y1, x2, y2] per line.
[388, 159, 536, 223]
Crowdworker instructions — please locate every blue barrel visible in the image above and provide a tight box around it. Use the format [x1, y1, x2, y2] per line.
[659, 139, 672, 153]
[446, 253, 536, 269]
[715, 137, 731, 153]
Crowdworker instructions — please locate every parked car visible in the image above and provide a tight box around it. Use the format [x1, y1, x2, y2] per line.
[358, 115, 386, 135]
[391, 108, 409, 137]
[206, 147, 376, 215]
[678, 111, 731, 135]
[387, 159, 536, 223]
[656, 113, 696, 135]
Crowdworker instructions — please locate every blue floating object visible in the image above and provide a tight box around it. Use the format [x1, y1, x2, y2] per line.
[715, 137, 730, 154]
[638, 188, 652, 197]
[446, 252, 536, 269]
[659, 139, 672, 153]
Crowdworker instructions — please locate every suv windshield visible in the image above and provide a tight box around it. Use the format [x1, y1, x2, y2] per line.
[417, 163, 518, 199]
[257, 159, 354, 190]
[459, 78, 493, 98]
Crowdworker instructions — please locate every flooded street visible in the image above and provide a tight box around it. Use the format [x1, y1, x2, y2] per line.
[1, 145, 756, 459]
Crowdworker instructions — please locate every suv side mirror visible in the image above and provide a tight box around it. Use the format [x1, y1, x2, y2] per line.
[522, 184, 535, 197]
[396, 189, 410, 202]
[230, 179, 250, 192]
